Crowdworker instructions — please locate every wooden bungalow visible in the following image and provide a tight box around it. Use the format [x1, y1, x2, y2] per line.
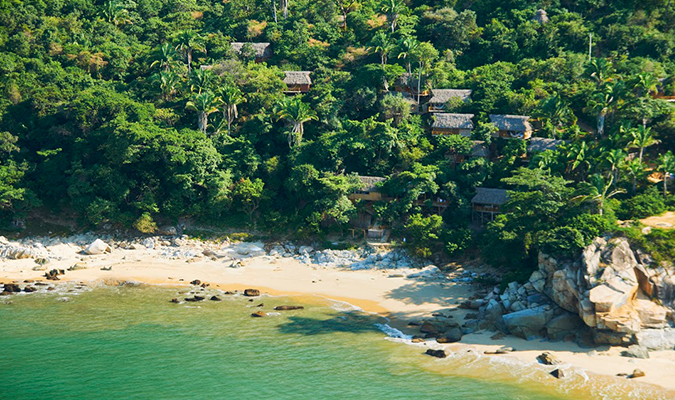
[489, 115, 533, 139]
[348, 176, 386, 202]
[393, 73, 429, 97]
[230, 42, 272, 62]
[447, 140, 489, 164]
[471, 188, 508, 223]
[283, 71, 312, 94]
[431, 113, 474, 136]
[527, 137, 564, 153]
[426, 89, 472, 113]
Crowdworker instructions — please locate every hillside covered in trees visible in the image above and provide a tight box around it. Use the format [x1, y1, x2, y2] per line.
[0, 0, 674, 274]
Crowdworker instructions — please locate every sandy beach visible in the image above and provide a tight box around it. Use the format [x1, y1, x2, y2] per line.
[2, 237, 675, 395]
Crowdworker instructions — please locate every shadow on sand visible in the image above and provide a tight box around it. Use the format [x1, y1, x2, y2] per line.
[277, 312, 388, 335]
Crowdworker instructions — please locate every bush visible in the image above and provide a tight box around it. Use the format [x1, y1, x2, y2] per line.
[537, 226, 586, 256]
[443, 227, 473, 255]
[403, 214, 442, 259]
[567, 213, 615, 244]
[133, 213, 157, 234]
[617, 187, 666, 220]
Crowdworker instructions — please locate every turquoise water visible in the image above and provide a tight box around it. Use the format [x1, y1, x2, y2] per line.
[0, 285, 666, 399]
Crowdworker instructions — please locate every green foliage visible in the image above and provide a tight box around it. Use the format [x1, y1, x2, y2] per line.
[403, 213, 442, 258]
[617, 187, 666, 220]
[134, 212, 158, 234]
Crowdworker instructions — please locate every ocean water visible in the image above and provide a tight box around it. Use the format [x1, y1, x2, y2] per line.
[0, 285, 668, 399]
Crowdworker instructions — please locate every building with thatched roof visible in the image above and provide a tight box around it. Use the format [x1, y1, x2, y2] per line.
[533, 9, 549, 24]
[427, 89, 472, 112]
[489, 114, 533, 139]
[393, 73, 428, 97]
[231, 42, 272, 62]
[431, 113, 474, 136]
[349, 176, 386, 202]
[446, 140, 488, 164]
[471, 188, 508, 223]
[283, 71, 312, 94]
[527, 137, 564, 153]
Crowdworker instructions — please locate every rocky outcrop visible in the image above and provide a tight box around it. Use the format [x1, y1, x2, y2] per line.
[425, 349, 447, 358]
[84, 239, 111, 255]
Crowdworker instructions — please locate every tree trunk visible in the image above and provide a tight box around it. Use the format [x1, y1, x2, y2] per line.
[272, 1, 278, 23]
[597, 112, 605, 137]
[282, 0, 288, 18]
[639, 148, 644, 164]
[187, 49, 192, 73]
[198, 112, 207, 134]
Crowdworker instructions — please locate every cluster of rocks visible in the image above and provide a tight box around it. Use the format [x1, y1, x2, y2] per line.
[409, 310, 465, 344]
[470, 236, 675, 358]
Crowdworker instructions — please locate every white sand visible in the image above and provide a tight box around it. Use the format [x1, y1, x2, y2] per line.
[1, 241, 675, 395]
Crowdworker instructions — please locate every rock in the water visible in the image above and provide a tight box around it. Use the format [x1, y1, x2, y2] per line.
[620, 345, 649, 359]
[244, 288, 260, 297]
[3, 283, 20, 293]
[190, 280, 202, 286]
[84, 239, 111, 255]
[170, 298, 180, 303]
[209, 296, 222, 301]
[436, 327, 463, 343]
[274, 305, 304, 310]
[629, 369, 645, 379]
[537, 352, 561, 365]
[503, 306, 554, 340]
[251, 311, 267, 317]
[23, 286, 37, 293]
[550, 369, 565, 379]
[425, 349, 447, 358]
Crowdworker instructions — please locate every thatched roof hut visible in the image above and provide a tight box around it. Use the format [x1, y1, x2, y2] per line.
[534, 9, 549, 24]
[428, 89, 472, 105]
[283, 71, 312, 86]
[471, 141, 489, 158]
[471, 188, 508, 206]
[527, 137, 564, 153]
[356, 176, 386, 192]
[231, 42, 272, 59]
[489, 114, 533, 139]
[431, 113, 474, 130]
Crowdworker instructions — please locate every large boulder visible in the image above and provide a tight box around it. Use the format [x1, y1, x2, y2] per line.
[85, 239, 111, 255]
[635, 328, 675, 351]
[546, 312, 584, 341]
[503, 306, 554, 340]
[1, 245, 37, 259]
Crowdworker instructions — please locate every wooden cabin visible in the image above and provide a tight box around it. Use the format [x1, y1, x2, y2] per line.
[431, 113, 474, 136]
[283, 71, 312, 94]
[230, 42, 272, 62]
[393, 73, 429, 97]
[349, 176, 386, 202]
[471, 188, 508, 223]
[447, 140, 489, 164]
[426, 89, 472, 113]
[489, 115, 533, 139]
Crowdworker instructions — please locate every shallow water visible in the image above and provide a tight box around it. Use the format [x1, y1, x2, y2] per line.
[0, 285, 667, 399]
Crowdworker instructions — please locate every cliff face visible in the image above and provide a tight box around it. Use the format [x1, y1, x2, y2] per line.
[477, 236, 675, 350]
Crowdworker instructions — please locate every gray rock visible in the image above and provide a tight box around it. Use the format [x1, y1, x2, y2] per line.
[620, 345, 650, 359]
[503, 306, 554, 340]
[546, 312, 584, 341]
[635, 328, 675, 351]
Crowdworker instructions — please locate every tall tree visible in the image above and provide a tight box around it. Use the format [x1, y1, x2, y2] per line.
[368, 32, 394, 90]
[657, 151, 675, 196]
[217, 85, 246, 135]
[186, 91, 220, 134]
[628, 125, 659, 164]
[380, 0, 405, 33]
[150, 43, 179, 72]
[276, 97, 318, 148]
[397, 36, 418, 75]
[175, 30, 205, 74]
[572, 174, 625, 216]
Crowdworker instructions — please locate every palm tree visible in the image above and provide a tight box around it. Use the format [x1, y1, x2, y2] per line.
[533, 150, 558, 172]
[624, 158, 644, 193]
[566, 141, 591, 180]
[368, 32, 394, 91]
[175, 30, 205, 74]
[150, 43, 179, 72]
[397, 36, 418, 75]
[572, 174, 625, 216]
[155, 71, 179, 101]
[281, 0, 289, 18]
[217, 85, 246, 135]
[586, 84, 615, 137]
[101, 0, 131, 27]
[627, 125, 659, 164]
[586, 58, 614, 87]
[189, 68, 214, 94]
[657, 151, 675, 196]
[604, 148, 626, 186]
[186, 91, 220, 134]
[275, 97, 318, 148]
[538, 94, 574, 137]
[380, 0, 405, 33]
[634, 72, 659, 98]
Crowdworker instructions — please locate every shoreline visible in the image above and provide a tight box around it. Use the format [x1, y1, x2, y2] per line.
[1, 236, 675, 396]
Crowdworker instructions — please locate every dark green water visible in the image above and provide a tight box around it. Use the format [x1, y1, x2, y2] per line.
[0, 286, 666, 399]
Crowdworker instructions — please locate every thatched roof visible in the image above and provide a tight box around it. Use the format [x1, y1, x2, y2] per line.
[527, 137, 564, 153]
[356, 176, 386, 192]
[471, 188, 508, 205]
[489, 114, 532, 132]
[471, 141, 489, 158]
[231, 42, 272, 58]
[432, 113, 474, 130]
[428, 89, 472, 104]
[283, 71, 312, 86]
[395, 73, 421, 88]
